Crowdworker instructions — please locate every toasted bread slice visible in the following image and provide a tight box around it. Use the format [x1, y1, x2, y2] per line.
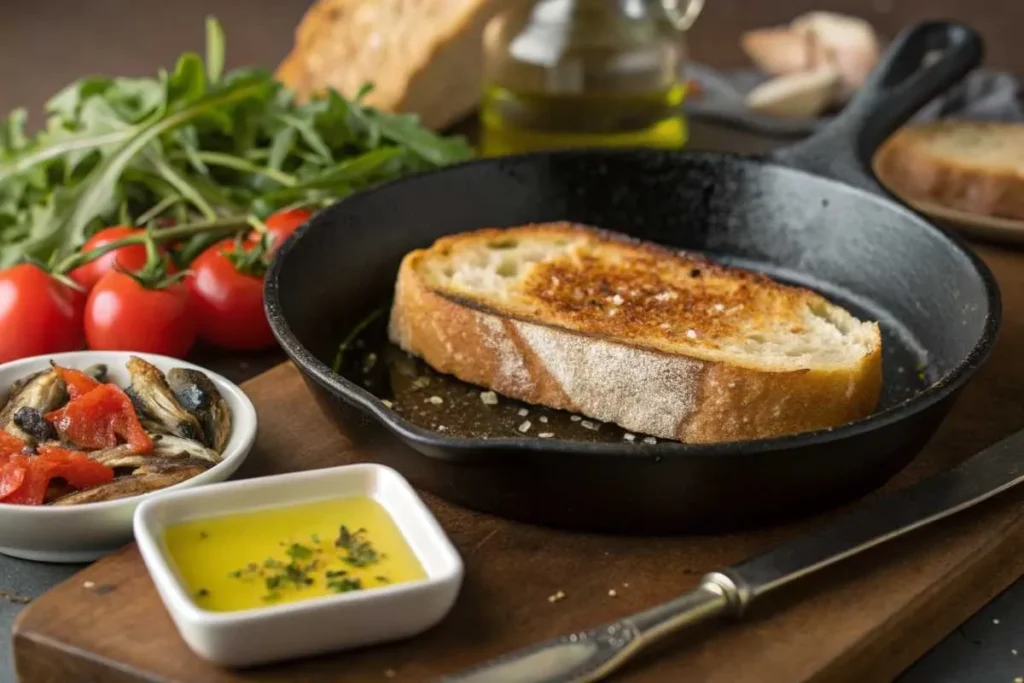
[276, 0, 512, 130]
[875, 121, 1024, 221]
[388, 223, 882, 443]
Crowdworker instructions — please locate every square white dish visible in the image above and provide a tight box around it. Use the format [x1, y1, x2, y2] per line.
[0, 351, 257, 563]
[134, 463, 464, 667]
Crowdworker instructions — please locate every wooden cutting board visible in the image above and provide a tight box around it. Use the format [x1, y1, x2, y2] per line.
[11, 243, 1024, 683]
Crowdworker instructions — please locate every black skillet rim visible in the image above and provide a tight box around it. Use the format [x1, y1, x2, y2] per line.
[264, 147, 1003, 458]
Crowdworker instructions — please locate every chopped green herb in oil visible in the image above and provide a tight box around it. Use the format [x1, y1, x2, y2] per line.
[226, 523, 389, 601]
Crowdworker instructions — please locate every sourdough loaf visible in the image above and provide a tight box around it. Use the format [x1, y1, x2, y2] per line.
[277, 0, 512, 130]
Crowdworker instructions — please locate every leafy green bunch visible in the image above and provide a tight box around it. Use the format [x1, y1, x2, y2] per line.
[0, 17, 474, 271]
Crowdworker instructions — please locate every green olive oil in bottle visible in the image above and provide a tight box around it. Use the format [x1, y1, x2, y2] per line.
[480, 0, 702, 156]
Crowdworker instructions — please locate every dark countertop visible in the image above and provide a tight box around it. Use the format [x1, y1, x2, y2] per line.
[3, 1, 1024, 681]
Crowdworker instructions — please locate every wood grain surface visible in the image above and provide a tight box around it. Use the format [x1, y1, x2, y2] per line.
[11, 242, 1024, 683]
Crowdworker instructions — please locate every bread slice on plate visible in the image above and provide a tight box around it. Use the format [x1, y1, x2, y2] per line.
[875, 121, 1024, 221]
[277, 0, 513, 130]
[388, 223, 882, 444]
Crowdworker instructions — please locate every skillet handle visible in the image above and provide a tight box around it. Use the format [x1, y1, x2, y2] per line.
[770, 21, 983, 194]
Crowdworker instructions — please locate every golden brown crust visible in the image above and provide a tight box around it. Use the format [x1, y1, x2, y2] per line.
[389, 223, 883, 443]
[275, 0, 509, 130]
[680, 352, 882, 443]
[875, 122, 1024, 221]
[389, 257, 575, 412]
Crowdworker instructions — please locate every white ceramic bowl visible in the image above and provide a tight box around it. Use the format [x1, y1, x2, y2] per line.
[134, 463, 463, 668]
[0, 351, 256, 563]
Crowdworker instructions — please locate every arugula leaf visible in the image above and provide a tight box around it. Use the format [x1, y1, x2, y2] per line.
[52, 80, 268, 261]
[371, 111, 472, 165]
[205, 16, 226, 86]
[167, 53, 208, 108]
[0, 16, 475, 269]
[45, 77, 114, 119]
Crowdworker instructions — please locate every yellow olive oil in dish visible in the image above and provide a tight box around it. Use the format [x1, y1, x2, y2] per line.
[164, 497, 426, 612]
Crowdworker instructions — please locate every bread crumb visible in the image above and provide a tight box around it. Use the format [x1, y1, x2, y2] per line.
[1013, 649, 1018, 656]
[610, 294, 624, 305]
[426, 396, 443, 405]
[548, 590, 566, 603]
[713, 303, 726, 312]
[580, 420, 598, 431]
[539, 432, 554, 438]
[607, 308, 618, 317]
[623, 582, 630, 588]
[685, 329, 697, 339]
[539, 416, 549, 423]
[643, 436, 657, 444]
[623, 433, 636, 442]
[654, 291, 678, 302]
[994, 619, 1001, 625]
[437, 425, 447, 431]
[83, 581, 95, 589]
[381, 399, 393, 408]
[517, 408, 529, 417]
[411, 377, 430, 389]
[608, 589, 617, 597]
[570, 415, 582, 422]
[480, 391, 498, 405]
[518, 421, 531, 433]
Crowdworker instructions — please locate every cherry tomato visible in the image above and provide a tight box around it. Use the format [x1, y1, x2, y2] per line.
[0, 264, 84, 363]
[84, 271, 196, 358]
[69, 226, 150, 291]
[188, 239, 275, 350]
[263, 208, 311, 251]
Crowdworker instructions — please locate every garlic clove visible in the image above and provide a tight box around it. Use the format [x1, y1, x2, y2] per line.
[791, 12, 881, 93]
[741, 27, 816, 76]
[741, 12, 881, 103]
[745, 67, 842, 119]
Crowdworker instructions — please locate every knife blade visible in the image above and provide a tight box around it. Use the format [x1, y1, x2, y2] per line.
[439, 428, 1024, 683]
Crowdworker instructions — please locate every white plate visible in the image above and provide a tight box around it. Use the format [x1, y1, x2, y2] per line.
[0, 351, 257, 563]
[134, 463, 463, 667]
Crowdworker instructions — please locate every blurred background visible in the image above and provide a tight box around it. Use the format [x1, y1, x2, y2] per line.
[2, 0, 1020, 121]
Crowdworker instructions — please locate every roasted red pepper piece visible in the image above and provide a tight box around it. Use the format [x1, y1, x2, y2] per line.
[0, 429, 26, 461]
[2, 454, 50, 505]
[53, 365, 101, 399]
[35, 445, 115, 489]
[0, 448, 115, 506]
[0, 461, 25, 498]
[45, 384, 153, 454]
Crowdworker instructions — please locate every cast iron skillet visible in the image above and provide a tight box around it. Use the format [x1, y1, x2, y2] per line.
[265, 21, 1001, 534]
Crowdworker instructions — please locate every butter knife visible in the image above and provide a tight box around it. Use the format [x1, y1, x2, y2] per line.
[440, 428, 1024, 683]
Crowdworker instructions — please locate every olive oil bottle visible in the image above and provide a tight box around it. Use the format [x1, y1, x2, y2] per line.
[480, 0, 702, 156]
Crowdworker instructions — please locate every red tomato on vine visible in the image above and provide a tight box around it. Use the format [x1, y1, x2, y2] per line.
[0, 264, 84, 362]
[69, 226, 150, 291]
[188, 236, 277, 351]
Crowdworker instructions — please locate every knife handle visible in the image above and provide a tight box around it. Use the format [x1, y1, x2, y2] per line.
[439, 575, 740, 683]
